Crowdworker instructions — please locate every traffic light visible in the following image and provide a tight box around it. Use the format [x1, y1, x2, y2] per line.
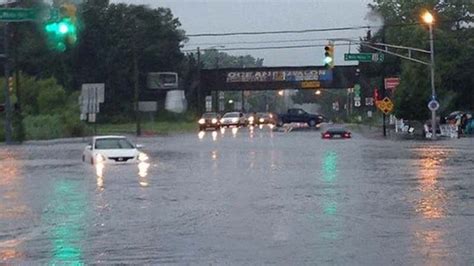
[324, 42, 334, 68]
[43, 4, 78, 51]
[8, 76, 14, 93]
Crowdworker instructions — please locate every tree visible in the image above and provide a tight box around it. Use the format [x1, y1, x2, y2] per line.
[365, 0, 474, 120]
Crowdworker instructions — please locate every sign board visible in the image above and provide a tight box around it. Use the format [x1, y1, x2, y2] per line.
[205, 96, 212, 112]
[80, 83, 105, 121]
[147, 72, 178, 90]
[365, 97, 374, 106]
[344, 53, 384, 63]
[138, 101, 158, 112]
[301, 80, 320, 88]
[376, 97, 394, 114]
[354, 96, 361, 102]
[384, 77, 400, 90]
[354, 100, 361, 107]
[428, 99, 440, 111]
[0, 8, 36, 22]
[226, 69, 332, 83]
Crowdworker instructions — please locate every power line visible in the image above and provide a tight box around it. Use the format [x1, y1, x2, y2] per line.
[181, 42, 357, 53]
[186, 26, 372, 37]
[184, 22, 430, 38]
[182, 37, 362, 47]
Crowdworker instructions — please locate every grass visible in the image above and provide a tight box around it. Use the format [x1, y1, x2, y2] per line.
[94, 121, 196, 136]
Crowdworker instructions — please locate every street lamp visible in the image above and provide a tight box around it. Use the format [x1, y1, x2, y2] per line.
[422, 10, 437, 140]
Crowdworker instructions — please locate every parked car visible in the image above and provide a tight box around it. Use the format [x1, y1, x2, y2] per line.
[277, 108, 325, 127]
[82, 135, 148, 165]
[198, 112, 221, 131]
[220, 112, 246, 127]
[321, 127, 351, 139]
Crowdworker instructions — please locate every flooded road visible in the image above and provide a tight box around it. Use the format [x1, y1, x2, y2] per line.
[1, 126, 474, 264]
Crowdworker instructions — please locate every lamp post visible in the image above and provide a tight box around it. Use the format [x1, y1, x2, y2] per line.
[423, 11, 437, 140]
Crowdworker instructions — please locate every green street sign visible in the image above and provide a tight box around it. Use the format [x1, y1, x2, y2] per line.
[0, 8, 36, 22]
[344, 53, 384, 63]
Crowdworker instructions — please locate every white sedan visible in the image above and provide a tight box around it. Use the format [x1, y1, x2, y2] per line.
[82, 135, 148, 165]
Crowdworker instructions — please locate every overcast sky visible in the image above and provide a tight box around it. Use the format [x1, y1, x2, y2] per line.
[110, 0, 377, 66]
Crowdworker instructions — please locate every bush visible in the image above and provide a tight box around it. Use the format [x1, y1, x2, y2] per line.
[23, 114, 65, 140]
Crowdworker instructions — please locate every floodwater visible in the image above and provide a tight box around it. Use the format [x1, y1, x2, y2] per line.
[1, 126, 473, 264]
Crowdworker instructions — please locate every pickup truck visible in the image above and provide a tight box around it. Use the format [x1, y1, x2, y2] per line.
[277, 108, 325, 127]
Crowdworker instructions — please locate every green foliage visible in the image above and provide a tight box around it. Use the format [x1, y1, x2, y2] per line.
[23, 114, 64, 140]
[366, 0, 474, 121]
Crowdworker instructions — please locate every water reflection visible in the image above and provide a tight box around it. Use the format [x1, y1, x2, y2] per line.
[0, 150, 28, 262]
[211, 150, 218, 160]
[411, 146, 450, 264]
[319, 151, 341, 240]
[414, 147, 448, 219]
[212, 131, 218, 141]
[231, 127, 238, 137]
[198, 131, 205, 140]
[138, 162, 150, 187]
[220, 127, 226, 135]
[44, 180, 87, 265]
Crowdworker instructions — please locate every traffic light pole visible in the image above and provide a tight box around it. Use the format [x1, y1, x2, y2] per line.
[3, 22, 12, 144]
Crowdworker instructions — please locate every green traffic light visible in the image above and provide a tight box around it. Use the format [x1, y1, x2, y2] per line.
[324, 57, 333, 64]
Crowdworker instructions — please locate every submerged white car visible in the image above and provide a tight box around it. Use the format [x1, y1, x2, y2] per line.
[82, 135, 148, 165]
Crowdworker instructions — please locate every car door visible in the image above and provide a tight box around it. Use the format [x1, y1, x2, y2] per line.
[296, 109, 307, 123]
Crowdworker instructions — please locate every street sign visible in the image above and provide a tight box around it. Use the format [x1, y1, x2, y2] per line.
[376, 97, 394, 114]
[354, 100, 361, 107]
[384, 77, 400, 90]
[354, 96, 361, 102]
[0, 8, 36, 22]
[428, 99, 440, 111]
[344, 53, 384, 63]
[301, 80, 320, 88]
[365, 97, 374, 106]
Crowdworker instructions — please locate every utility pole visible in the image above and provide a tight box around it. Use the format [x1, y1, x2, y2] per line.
[12, 24, 23, 142]
[196, 47, 201, 114]
[381, 26, 387, 137]
[3, 5, 12, 144]
[132, 29, 141, 136]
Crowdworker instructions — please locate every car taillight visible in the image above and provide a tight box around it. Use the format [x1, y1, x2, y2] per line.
[323, 133, 331, 138]
[344, 133, 351, 138]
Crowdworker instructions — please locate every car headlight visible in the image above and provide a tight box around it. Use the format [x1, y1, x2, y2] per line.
[96, 153, 106, 163]
[211, 118, 218, 124]
[220, 119, 225, 123]
[198, 118, 205, 124]
[259, 118, 265, 123]
[232, 118, 239, 123]
[269, 114, 273, 118]
[248, 116, 254, 122]
[138, 152, 149, 162]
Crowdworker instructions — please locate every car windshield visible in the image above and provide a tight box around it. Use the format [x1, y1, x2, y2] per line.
[223, 113, 239, 118]
[202, 113, 217, 118]
[95, 138, 135, 149]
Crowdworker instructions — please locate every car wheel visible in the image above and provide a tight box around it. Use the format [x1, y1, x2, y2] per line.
[277, 120, 284, 127]
[308, 119, 316, 127]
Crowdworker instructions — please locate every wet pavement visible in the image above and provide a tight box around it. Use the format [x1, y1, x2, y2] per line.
[1, 125, 474, 264]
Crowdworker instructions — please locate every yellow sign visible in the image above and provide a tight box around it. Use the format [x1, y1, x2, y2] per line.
[301, 81, 320, 88]
[376, 97, 393, 114]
